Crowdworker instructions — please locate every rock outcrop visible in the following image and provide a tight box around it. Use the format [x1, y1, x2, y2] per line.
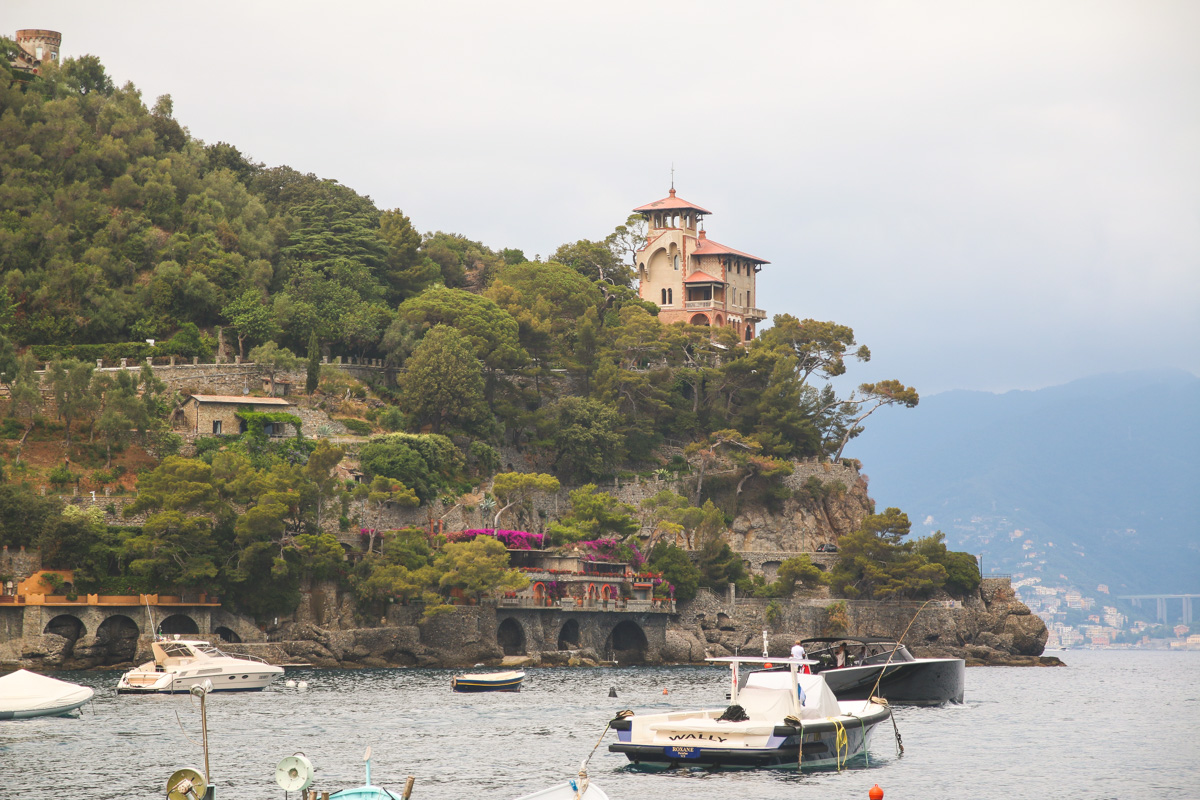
[669, 577, 1048, 666]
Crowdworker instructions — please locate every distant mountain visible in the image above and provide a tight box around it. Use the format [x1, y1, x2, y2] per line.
[844, 369, 1200, 596]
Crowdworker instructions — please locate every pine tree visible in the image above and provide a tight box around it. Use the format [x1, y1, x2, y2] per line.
[306, 330, 320, 394]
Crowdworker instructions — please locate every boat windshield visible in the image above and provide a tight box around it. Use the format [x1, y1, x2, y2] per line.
[805, 640, 916, 669]
[159, 642, 200, 659]
[192, 642, 224, 657]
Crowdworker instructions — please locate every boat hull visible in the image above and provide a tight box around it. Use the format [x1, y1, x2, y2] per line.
[610, 708, 889, 770]
[816, 658, 964, 706]
[117, 669, 282, 694]
[0, 696, 93, 720]
[451, 677, 523, 693]
[512, 781, 609, 800]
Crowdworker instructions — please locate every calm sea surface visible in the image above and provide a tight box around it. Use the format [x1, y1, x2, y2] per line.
[1, 650, 1196, 800]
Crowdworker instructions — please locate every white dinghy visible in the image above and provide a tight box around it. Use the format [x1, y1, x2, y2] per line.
[0, 669, 94, 719]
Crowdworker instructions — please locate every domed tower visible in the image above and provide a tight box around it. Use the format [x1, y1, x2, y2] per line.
[633, 188, 769, 342]
[15, 29, 62, 66]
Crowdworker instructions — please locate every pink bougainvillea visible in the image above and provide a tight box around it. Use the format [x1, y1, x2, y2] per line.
[579, 538, 646, 568]
[446, 529, 546, 550]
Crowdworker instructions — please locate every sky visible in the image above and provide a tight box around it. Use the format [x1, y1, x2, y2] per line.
[7, 1, 1199, 394]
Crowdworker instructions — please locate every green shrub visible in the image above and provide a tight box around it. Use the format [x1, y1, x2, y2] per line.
[378, 407, 406, 432]
[48, 465, 78, 486]
[338, 418, 373, 436]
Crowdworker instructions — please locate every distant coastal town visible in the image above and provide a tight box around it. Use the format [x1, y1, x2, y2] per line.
[1015, 579, 1199, 650]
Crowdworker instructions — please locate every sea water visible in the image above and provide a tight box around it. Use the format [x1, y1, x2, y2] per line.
[0, 650, 1196, 800]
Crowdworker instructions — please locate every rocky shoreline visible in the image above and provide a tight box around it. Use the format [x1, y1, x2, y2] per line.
[1, 578, 1053, 672]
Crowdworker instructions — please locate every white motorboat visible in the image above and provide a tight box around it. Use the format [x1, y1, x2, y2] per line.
[609, 656, 891, 770]
[0, 669, 94, 719]
[117, 636, 283, 694]
[802, 636, 965, 706]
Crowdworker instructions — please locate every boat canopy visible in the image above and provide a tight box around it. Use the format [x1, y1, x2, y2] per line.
[0, 669, 94, 714]
[744, 670, 843, 718]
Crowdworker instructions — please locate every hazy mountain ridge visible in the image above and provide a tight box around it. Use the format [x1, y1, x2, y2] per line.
[845, 369, 1199, 595]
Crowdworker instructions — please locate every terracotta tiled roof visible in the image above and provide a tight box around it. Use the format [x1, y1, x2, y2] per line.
[633, 188, 712, 215]
[691, 237, 769, 264]
[683, 271, 726, 284]
[187, 395, 294, 405]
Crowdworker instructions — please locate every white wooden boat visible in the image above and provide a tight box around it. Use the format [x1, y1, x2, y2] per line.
[117, 636, 283, 694]
[609, 656, 891, 770]
[0, 669, 94, 719]
[451, 669, 524, 693]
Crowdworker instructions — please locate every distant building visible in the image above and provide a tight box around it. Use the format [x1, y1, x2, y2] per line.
[179, 395, 296, 436]
[633, 188, 768, 342]
[9, 29, 61, 76]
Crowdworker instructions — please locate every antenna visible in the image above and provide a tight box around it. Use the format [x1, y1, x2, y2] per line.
[670, 163, 675, 191]
[144, 595, 158, 637]
[189, 680, 213, 784]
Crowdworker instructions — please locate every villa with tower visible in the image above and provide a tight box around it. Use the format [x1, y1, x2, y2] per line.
[8, 29, 62, 77]
[633, 188, 768, 341]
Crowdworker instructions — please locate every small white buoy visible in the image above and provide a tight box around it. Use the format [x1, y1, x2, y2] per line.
[297, 680, 309, 691]
[285, 679, 297, 688]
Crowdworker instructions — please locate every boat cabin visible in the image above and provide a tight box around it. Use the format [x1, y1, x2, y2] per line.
[802, 637, 917, 671]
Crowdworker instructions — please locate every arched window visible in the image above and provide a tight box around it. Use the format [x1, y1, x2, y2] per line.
[673, 254, 680, 271]
[667, 288, 673, 304]
[745, 325, 753, 341]
[661, 288, 667, 304]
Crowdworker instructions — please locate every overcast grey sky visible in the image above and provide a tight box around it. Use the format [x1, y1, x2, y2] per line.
[8, 1, 1199, 394]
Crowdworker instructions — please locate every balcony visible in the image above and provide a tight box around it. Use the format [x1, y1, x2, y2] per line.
[684, 299, 719, 310]
[496, 596, 676, 614]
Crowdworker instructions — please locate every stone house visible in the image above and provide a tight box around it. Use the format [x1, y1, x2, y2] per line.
[179, 395, 296, 436]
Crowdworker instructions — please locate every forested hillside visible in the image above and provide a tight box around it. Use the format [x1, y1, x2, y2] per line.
[845, 370, 1200, 595]
[0, 47, 971, 622]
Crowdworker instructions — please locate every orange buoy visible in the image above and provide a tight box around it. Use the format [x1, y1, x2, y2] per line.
[868, 784, 884, 800]
[763, 662, 773, 669]
[662, 688, 669, 695]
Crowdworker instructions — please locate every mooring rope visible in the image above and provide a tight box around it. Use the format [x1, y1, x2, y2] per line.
[574, 712, 630, 799]
[862, 598, 934, 708]
[832, 718, 849, 771]
[853, 596, 932, 761]
[870, 695, 904, 755]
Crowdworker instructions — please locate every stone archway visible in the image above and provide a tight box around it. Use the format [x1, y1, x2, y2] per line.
[95, 614, 140, 665]
[689, 313, 710, 326]
[605, 620, 648, 665]
[497, 617, 526, 656]
[557, 619, 580, 650]
[158, 613, 199, 636]
[214, 626, 242, 643]
[44, 614, 85, 659]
